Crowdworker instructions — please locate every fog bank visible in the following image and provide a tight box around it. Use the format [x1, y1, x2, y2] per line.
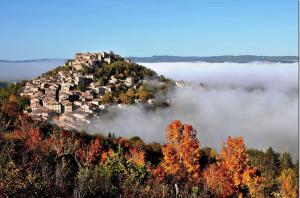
[87, 62, 298, 157]
[0, 60, 65, 81]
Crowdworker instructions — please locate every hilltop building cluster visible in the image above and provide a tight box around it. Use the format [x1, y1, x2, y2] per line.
[64, 51, 131, 70]
[20, 51, 147, 130]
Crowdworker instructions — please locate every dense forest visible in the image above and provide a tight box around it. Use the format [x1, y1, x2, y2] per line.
[0, 83, 298, 198]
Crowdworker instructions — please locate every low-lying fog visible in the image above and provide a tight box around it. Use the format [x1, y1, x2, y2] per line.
[0, 60, 65, 81]
[88, 62, 298, 158]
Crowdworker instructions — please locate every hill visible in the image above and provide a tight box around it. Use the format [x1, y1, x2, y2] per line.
[20, 51, 173, 130]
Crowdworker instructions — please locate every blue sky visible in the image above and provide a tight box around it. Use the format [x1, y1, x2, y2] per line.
[0, 0, 298, 59]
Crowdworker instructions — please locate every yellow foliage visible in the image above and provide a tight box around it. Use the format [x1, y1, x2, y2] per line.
[279, 168, 299, 198]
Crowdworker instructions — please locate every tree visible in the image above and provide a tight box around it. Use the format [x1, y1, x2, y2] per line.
[78, 81, 87, 92]
[119, 89, 136, 104]
[161, 120, 201, 182]
[263, 147, 280, 179]
[247, 148, 265, 171]
[128, 147, 145, 166]
[81, 65, 92, 74]
[280, 152, 294, 171]
[88, 139, 102, 163]
[204, 137, 263, 197]
[101, 93, 114, 104]
[279, 168, 299, 198]
[137, 89, 153, 102]
[203, 164, 235, 198]
[261, 147, 281, 195]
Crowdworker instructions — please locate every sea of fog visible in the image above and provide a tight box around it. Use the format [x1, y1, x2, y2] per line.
[0, 60, 298, 157]
[0, 60, 65, 81]
[88, 62, 298, 158]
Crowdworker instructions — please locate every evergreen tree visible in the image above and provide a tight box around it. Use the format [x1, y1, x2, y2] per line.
[262, 147, 281, 179]
[280, 152, 294, 171]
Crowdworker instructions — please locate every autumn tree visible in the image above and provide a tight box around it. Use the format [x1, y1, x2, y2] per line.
[76, 138, 102, 166]
[161, 120, 201, 182]
[101, 93, 114, 104]
[137, 87, 153, 102]
[204, 136, 263, 198]
[128, 147, 145, 166]
[279, 168, 299, 198]
[119, 89, 136, 104]
[203, 163, 235, 197]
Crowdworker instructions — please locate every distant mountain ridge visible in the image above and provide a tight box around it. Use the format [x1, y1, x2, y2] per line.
[0, 55, 298, 64]
[128, 55, 298, 63]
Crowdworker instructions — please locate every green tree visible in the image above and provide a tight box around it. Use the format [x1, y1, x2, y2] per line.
[280, 152, 294, 171]
[98, 78, 106, 86]
[263, 147, 281, 179]
[262, 147, 281, 196]
[78, 81, 86, 92]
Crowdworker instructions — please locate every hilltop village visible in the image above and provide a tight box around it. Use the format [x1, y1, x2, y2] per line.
[21, 51, 172, 130]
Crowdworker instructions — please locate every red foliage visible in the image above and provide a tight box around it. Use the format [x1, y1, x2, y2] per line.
[75, 138, 103, 166]
[88, 138, 102, 164]
[152, 166, 166, 183]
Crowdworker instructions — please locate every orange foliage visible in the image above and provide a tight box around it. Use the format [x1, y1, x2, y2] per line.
[218, 137, 248, 187]
[161, 120, 201, 182]
[128, 147, 145, 166]
[204, 136, 263, 197]
[203, 164, 235, 198]
[101, 149, 114, 163]
[75, 138, 102, 166]
[279, 168, 299, 198]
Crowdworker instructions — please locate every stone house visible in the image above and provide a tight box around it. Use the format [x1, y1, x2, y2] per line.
[61, 100, 73, 113]
[44, 98, 62, 114]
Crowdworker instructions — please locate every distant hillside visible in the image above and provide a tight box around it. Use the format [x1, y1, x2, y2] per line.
[0, 81, 9, 88]
[128, 55, 298, 63]
[1, 55, 298, 64]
